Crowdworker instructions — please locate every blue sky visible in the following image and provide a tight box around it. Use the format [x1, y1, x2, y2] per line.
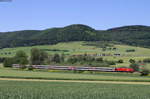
[0, 0, 150, 32]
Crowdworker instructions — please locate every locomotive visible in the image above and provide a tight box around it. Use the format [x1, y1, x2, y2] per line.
[115, 67, 134, 73]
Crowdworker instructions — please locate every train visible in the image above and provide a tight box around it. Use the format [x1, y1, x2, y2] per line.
[13, 64, 134, 73]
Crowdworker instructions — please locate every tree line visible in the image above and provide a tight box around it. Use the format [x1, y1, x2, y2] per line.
[2, 48, 126, 68]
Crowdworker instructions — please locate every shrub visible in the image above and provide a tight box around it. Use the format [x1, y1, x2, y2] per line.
[28, 66, 33, 70]
[118, 59, 124, 63]
[126, 49, 135, 52]
[140, 69, 149, 76]
[67, 56, 78, 64]
[130, 63, 139, 71]
[91, 63, 109, 67]
[129, 59, 135, 63]
[143, 58, 150, 63]
[95, 57, 103, 62]
[138, 60, 142, 63]
[106, 61, 116, 65]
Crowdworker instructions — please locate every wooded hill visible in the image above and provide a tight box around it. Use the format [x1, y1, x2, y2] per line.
[0, 24, 150, 48]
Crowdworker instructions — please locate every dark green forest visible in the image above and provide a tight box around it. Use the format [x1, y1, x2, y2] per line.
[0, 24, 150, 48]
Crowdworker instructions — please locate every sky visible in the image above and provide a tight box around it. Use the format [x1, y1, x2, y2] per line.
[0, 0, 150, 32]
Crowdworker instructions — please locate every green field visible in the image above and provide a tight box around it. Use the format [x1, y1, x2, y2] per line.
[0, 80, 150, 99]
[0, 41, 150, 67]
[1, 41, 150, 56]
[0, 65, 150, 99]
[0, 68, 150, 82]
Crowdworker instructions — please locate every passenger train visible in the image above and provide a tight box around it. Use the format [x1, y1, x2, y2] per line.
[13, 64, 134, 73]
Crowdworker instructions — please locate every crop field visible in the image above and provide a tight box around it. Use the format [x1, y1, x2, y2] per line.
[0, 68, 150, 82]
[0, 41, 150, 67]
[0, 80, 150, 99]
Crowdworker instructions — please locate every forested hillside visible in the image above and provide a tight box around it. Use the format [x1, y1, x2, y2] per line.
[103, 25, 150, 47]
[0, 24, 150, 48]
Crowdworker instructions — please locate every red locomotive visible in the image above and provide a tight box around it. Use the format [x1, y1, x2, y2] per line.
[115, 67, 134, 73]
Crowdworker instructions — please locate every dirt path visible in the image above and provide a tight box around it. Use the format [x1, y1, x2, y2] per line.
[0, 78, 150, 85]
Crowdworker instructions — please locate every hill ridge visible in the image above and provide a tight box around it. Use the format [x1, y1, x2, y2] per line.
[0, 24, 150, 48]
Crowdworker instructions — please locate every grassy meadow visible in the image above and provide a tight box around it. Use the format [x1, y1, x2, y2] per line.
[1, 41, 150, 56]
[0, 41, 150, 67]
[0, 68, 150, 82]
[0, 80, 150, 99]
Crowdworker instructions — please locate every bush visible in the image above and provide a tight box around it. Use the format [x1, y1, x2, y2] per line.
[143, 58, 150, 63]
[67, 57, 78, 64]
[106, 61, 116, 65]
[28, 66, 33, 70]
[130, 63, 139, 71]
[90, 63, 109, 67]
[138, 60, 142, 63]
[126, 49, 135, 52]
[117, 59, 124, 63]
[140, 69, 149, 76]
[129, 59, 135, 63]
[0, 57, 6, 63]
[95, 57, 103, 62]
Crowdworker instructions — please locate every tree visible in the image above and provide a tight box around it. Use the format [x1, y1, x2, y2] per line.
[30, 48, 41, 65]
[0, 57, 6, 63]
[129, 59, 135, 64]
[30, 48, 48, 65]
[51, 54, 61, 63]
[14, 50, 28, 66]
[60, 53, 65, 63]
[12, 50, 28, 69]
[39, 50, 48, 64]
[118, 59, 124, 63]
[3, 58, 14, 67]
